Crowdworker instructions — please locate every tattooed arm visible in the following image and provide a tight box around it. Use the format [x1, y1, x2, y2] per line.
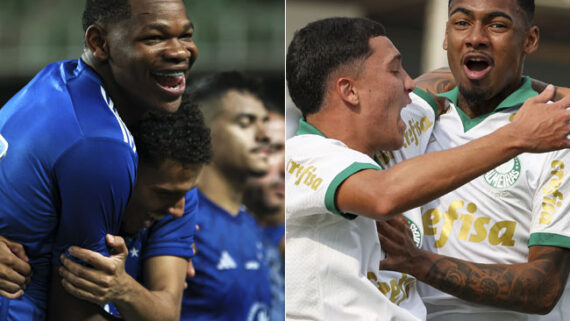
[377, 217, 570, 314]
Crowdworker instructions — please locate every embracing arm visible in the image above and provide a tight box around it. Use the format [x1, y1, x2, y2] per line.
[47, 139, 136, 321]
[337, 86, 570, 221]
[378, 217, 570, 314]
[0, 236, 31, 298]
[57, 236, 187, 321]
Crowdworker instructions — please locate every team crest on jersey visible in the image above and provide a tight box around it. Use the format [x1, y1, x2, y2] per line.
[0, 134, 7, 160]
[484, 157, 521, 189]
[405, 217, 422, 248]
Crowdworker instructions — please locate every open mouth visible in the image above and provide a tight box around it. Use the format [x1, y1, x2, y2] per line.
[463, 54, 493, 80]
[153, 71, 186, 96]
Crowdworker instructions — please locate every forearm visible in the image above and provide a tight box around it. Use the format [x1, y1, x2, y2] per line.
[342, 125, 525, 219]
[113, 275, 180, 321]
[410, 250, 567, 314]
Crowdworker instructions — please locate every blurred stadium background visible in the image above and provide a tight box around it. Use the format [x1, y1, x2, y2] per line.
[286, 0, 570, 136]
[0, 0, 285, 107]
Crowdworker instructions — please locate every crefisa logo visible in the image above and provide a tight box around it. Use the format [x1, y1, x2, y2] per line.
[484, 157, 521, 189]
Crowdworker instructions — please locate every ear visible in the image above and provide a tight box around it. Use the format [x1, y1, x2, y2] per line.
[336, 77, 359, 106]
[443, 23, 449, 50]
[523, 25, 539, 55]
[85, 24, 110, 61]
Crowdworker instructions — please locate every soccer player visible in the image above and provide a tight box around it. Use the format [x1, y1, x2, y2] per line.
[285, 16, 570, 321]
[0, 0, 196, 319]
[55, 96, 212, 321]
[377, 1, 570, 320]
[182, 71, 272, 321]
[243, 105, 285, 321]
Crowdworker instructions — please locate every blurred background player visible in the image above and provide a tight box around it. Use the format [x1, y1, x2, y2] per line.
[0, 0, 196, 319]
[182, 71, 272, 321]
[55, 94, 211, 321]
[244, 103, 285, 321]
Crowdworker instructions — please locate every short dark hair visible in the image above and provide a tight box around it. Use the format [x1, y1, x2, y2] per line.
[286, 17, 386, 116]
[82, 0, 132, 32]
[448, 0, 535, 22]
[132, 93, 212, 168]
[189, 71, 266, 107]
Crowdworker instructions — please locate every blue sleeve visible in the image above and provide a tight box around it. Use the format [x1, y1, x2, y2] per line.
[51, 138, 137, 265]
[141, 187, 198, 260]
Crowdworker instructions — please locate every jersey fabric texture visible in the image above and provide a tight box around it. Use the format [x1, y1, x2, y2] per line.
[285, 116, 427, 321]
[418, 77, 570, 321]
[260, 223, 284, 321]
[181, 190, 271, 321]
[103, 188, 199, 317]
[0, 59, 137, 321]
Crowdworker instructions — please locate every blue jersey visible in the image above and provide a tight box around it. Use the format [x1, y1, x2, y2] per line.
[0, 59, 137, 320]
[261, 224, 285, 321]
[103, 188, 199, 317]
[181, 190, 271, 321]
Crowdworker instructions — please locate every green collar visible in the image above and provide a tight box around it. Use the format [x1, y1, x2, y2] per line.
[296, 118, 327, 137]
[437, 76, 537, 131]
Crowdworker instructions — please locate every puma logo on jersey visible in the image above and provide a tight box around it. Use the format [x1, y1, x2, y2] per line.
[422, 200, 517, 248]
[217, 251, 237, 270]
[286, 160, 323, 191]
[0, 134, 7, 160]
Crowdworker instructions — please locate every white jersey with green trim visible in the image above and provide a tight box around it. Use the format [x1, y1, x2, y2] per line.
[418, 78, 570, 321]
[285, 119, 423, 321]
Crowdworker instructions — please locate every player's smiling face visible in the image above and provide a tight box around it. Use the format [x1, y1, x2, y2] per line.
[445, 0, 538, 102]
[105, 0, 198, 114]
[121, 159, 203, 235]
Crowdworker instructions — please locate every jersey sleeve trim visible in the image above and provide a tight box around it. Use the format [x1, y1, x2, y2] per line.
[412, 87, 438, 117]
[324, 162, 380, 220]
[529, 232, 570, 249]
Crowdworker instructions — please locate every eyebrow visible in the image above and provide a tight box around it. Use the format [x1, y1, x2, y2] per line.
[388, 53, 402, 67]
[450, 7, 513, 22]
[144, 21, 194, 33]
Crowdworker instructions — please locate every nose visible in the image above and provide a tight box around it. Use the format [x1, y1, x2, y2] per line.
[256, 121, 270, 144]
[168, 197, 186, 218]
[163, 39, 193, 63]
[465, 23, 489, 49]
[403, 68, 415, 93]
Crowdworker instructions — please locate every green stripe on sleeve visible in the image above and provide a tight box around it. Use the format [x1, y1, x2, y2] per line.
[529, 232, 570, 249]
[324, 162, 380, 220]
[413, 87, 438, 117]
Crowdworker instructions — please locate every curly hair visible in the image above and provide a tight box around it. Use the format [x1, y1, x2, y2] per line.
[82, 0, 132, 32]
[286, 17, 386, 117]
[132, 93, 212, 168]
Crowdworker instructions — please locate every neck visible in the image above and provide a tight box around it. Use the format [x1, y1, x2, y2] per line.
[306, 107, 374, 157]
[457, 78, 522, 118]
[198, 165, 248, 216]
[81, 53, 145, 127]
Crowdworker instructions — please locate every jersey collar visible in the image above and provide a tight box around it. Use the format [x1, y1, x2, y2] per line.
[296, 118, 327, 137]
[436, 76, 537, 131]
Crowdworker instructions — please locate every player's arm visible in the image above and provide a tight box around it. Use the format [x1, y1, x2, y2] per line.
[378, 217, 570, 314]
[336, 85, 570, 221]
[59, 236, 186, 321]
[47, 139, 136, 321]
[0, 236, 31, 298]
